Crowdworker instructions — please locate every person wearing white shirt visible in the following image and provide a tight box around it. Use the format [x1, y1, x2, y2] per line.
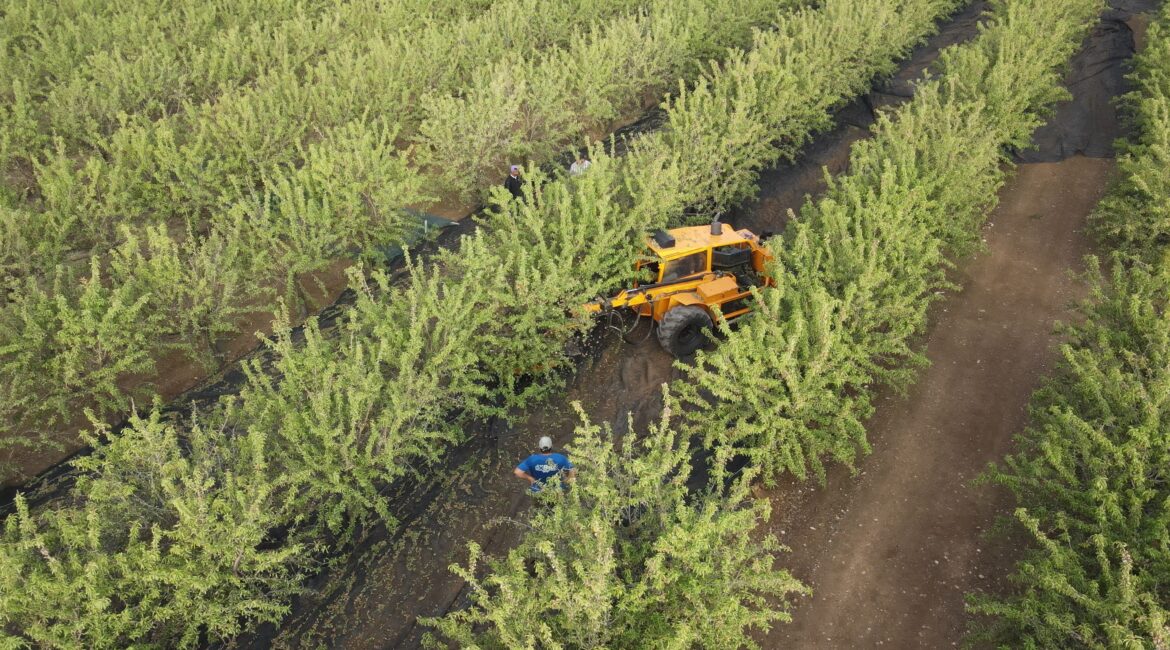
[569, 155, 591, 176]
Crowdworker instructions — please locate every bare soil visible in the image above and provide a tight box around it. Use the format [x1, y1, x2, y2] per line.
[756, 155, 1112, 648]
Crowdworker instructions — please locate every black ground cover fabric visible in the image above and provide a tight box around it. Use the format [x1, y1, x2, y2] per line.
[1017, 2, 1158, 161]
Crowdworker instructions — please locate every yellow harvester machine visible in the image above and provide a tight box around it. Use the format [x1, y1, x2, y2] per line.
[585, 222, 773, 357]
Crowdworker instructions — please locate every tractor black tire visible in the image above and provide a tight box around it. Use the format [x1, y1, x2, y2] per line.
[657, 305, 713, 357]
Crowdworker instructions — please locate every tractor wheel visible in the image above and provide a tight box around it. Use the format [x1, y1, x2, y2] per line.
[656, 305, 713, 357]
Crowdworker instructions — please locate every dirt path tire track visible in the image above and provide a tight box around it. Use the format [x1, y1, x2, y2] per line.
[750, 5, 1159, 646]
[757, 156, 1113, 648]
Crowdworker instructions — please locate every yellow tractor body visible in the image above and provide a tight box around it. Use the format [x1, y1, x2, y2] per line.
[585, 223, 773, 356]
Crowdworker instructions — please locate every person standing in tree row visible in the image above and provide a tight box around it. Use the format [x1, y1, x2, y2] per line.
[514, 436, 575, 493]
[504, 164, 524, 200]
[569, 154, 591, 176]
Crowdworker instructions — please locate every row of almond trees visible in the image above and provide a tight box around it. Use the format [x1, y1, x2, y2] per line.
[0, 0, 493, 260]
[0, 0, 672, 283]
[424, 390, 809, 648]
[0, 0, 451, 175]
[968, 3, 1170, 646]
[0, 0, 498, 468]
[422, 0, 1109, 644]
[0, 0, 789, 477]
[0, 0, 965, 646]
[674, 0, 1106, 483]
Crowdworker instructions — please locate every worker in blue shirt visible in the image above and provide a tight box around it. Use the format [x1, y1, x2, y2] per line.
[514, 436, 576, 493]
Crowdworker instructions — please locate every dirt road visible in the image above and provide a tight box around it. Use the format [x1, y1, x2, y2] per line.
[751, 4, 1154, 644]
[758, 156, 1113, 647]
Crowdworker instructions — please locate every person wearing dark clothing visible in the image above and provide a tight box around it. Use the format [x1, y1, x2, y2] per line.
[504, 164, 524, 200]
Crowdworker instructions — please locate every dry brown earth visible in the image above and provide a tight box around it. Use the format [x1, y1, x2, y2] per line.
[758, 156, 1112, 648]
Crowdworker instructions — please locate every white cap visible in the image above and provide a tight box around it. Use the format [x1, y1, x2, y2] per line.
[538, 436, 553, 451]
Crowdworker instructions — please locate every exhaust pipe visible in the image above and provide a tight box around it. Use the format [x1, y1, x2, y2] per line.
[710, 218, 723, 236]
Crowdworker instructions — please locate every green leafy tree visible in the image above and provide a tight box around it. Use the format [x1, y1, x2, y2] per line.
[677, 0, 1104, 485]
[969, 4, 1170, 645]
[969, 259, 1170, 647]
[423, 389, 806, 648]
[1090, 9, 1170, 259]
[415, 0, 792, 203]
[231, 262, 496, 538]
[1, 408, 305, 648]
[110, 223, 265, 368]
[0, 260, 162, 449]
